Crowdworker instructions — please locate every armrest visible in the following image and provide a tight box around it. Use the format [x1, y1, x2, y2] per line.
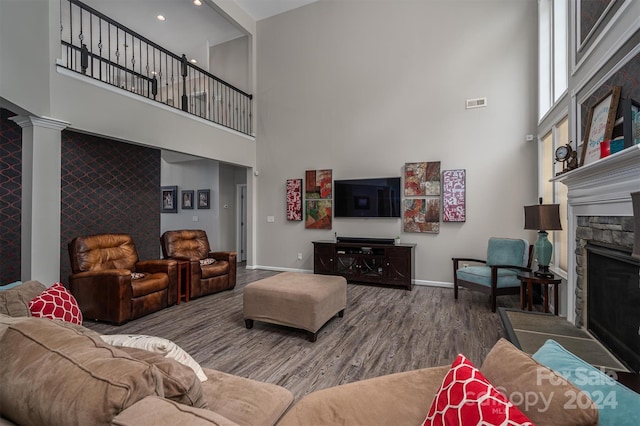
[207, 251, 237, 261]
[490, 265, 532, 272]
[68, 270, 133, 324]
[136, 259, 177, 274]
[452, 257, 486, 269]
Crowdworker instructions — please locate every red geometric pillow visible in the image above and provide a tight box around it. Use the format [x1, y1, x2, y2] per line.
[28, 282, 83, 325]
[423, 354, 533, 426]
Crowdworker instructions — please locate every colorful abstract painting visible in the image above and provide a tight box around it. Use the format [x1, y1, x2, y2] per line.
[305, 169, 332, 199]
[404, 162, 441, 196]
[286, 178, 302, 221]
[403, 198, 440, 233]
[442, 169, 466, 222]
[305, 199, 332, 229]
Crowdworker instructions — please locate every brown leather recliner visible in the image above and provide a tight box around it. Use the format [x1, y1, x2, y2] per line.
[160, 229, 236, 300]
[68, 233, 178, 325]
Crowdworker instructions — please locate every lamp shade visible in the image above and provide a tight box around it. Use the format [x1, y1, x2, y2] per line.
[524, 204, 562, 231]
[632, 191, 640, 259]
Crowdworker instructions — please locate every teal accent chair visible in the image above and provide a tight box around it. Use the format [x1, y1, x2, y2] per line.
[453, 238, 533, 312]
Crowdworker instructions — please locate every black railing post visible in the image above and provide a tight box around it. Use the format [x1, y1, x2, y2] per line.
[80, 43, 89, 74]
[181, 54, 188, 112]
[151, 76, 158, 100]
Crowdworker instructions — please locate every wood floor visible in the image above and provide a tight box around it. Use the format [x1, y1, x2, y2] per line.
[84, 265, 524, 401]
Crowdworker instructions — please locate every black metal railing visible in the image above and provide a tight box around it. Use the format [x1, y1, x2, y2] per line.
[59, 0, 253, 136]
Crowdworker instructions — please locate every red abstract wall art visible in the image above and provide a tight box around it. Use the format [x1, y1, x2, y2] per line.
[442, 169, 466, 222]
[286, 178, 302, 221]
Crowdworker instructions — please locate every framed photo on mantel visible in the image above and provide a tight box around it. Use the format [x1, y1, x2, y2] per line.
[580, 86, 621, 166]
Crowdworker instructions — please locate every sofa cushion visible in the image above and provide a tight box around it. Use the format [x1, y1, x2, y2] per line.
[201, 368, 294, 426]
[119, 347, 208, 409]
[112, 396, 239, 426]
[481, 338, 599, 426]
[0, 280, 46, 317]
[533, 339, 639, 426]
[0, 315, 164, 426]
[28, 282, 83, 324]
[100, 334, 207, 382]
[423, 354, 533, 425]
[277, 365, 451, 426]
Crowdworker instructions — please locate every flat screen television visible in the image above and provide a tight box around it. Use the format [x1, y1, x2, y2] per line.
[334, 177, 401, 218]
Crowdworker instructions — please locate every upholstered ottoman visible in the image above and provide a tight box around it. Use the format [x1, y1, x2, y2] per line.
[243, 272, 347, 342]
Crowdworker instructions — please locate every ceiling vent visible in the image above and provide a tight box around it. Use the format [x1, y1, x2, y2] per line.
[465, 97, 487, 109]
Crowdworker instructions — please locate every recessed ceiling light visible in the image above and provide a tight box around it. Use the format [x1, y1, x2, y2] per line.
[193, 0, 202, 6]
[190, 59, 197, 64]
[157, 15, 165, 21]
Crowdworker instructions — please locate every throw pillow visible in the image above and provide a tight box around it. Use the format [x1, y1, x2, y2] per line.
[0, 280, 46, 317]
[423, 354, 533, 426]
[131, 272, 145, 280]
[100, 334, 208, 382]
[200, 258, 215, 266]
[481, 338, 599, 426]
[118, 346, 208, 409]
[533, 339, 640, 426]
[28, 282, 83, 325]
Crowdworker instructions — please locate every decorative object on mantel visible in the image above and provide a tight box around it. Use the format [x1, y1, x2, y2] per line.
[632, 191, 640, 260]
[524, 198, 562, 278]
[580, 86, 621, 166]
[442, 169, 466, 222]
[622, 98, 640, 148]
[286, 179, 302, 221]
[554, 143, 578, 175]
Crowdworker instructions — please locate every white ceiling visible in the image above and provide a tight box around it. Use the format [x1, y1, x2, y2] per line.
[82, 0, 318, 68]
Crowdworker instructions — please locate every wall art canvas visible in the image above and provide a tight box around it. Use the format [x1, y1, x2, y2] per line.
[161, 186, 177, 213]
[442, 169, 466, 222]
[305, 169, 332, 199]
[286, 178, 302, 221]
[403, 198, 440, 233]
[404, 162, 441, 196]
[305, 199, 332, 229]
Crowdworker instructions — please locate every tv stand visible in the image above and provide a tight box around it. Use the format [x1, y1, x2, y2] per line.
[313, 240, 415, 290]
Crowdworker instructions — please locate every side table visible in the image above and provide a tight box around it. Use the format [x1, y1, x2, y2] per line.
[517, 271, 562, 315]
[176, 260, 190, 304]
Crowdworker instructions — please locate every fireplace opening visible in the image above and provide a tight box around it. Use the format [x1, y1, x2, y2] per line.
[587, 242, 640, 372]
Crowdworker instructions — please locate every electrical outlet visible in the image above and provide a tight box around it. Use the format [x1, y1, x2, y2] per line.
[463, 263, 469, 268]
[297, 253, 303, 260]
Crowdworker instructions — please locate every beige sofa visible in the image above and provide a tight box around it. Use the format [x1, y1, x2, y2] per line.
[0, 281, 608, 425]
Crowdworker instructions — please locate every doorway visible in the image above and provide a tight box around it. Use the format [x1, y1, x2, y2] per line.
[236, 184, 247, 262]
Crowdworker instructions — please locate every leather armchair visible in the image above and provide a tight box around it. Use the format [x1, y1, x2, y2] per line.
[160, 229, 237, 300]
[452, 237, 533, 312]
[68, 233, 177, 324]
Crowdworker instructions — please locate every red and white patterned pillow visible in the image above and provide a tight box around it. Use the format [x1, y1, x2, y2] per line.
[200, 258, 215, 266]
[28, 282, 83, 325]
[423, 354, 533, 426]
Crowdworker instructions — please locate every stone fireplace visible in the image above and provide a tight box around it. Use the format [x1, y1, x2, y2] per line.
[552, 145, 640, 369]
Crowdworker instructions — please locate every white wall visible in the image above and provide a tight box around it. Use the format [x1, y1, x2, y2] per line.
[254, 0, 540, 284]
[210, 36, 250, 94]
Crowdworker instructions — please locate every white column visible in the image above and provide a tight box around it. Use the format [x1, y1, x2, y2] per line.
[10, 116, 69, 286]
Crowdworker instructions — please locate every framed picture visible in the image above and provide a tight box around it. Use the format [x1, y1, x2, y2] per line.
[286, 179, 302, 221]
[161, 186, 178, 213]
[181, 190, 194, 210]
[197, 189, 210, 209]
[442, 169, 466, 222]
[622, 98, 640, 148]
[580, 86, 621, 166]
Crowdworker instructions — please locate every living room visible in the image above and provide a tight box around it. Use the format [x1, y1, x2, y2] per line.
[1, 0, 640, 424]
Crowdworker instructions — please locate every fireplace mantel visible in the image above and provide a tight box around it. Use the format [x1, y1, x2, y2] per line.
[551, 145, 640, 323]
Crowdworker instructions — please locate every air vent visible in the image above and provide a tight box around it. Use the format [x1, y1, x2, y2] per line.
[465, 97, 487, 109]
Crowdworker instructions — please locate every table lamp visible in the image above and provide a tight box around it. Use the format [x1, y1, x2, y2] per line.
[524, 198, 562, 278]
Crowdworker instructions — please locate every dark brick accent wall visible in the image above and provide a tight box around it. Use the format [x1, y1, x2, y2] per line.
[60, 131, 161, 284]
[0, 108, 21, 284]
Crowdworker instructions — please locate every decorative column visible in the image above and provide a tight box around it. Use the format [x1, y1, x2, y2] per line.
[10, 115, 69, 286]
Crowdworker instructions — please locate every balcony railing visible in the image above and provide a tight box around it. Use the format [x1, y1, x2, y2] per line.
[59, 0, 253, 136]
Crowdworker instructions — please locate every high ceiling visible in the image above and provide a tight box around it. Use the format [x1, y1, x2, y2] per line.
[82, 0, 318, 68]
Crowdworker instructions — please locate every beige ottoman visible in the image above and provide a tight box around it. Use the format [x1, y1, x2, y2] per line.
[243, 272, 347, 342]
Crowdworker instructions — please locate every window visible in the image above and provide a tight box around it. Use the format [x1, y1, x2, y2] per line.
[540, 116, 569, 273]
[539, 0, 568, 119]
